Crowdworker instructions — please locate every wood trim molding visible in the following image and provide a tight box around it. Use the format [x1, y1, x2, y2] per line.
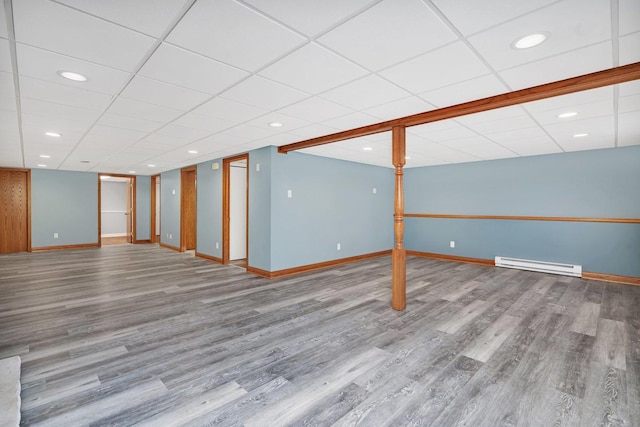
[247, 250, 392, 279]
[32, 243, 100, 251]
[159, 242, 181, 252]
[406, 250, 495, 266]
[26, 169, 32, 252]
[133, 239, 151, 244]
[404, 213, 640, 224]
[150, 175, 158, 244]
[582, 272, 640, 286]
[196, 252, 223, 264]
[180, 166, 197, 252]
[222, 153, 249, 265]
[278, 62, 640, 153]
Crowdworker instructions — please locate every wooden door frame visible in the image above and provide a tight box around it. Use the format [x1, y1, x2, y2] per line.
[150, 174, 160, 243]
[98, 173, 136, 246]
[0, 168, 31, 252]
[222, 153, 249, 265]
[180, 166, 197, 252]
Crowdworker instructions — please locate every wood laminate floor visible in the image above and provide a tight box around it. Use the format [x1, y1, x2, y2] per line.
[0, 245, 638, 426]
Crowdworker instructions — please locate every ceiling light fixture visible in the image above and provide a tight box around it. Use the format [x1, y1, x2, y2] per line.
[558, 112, 578, 118]
[269, 122, 283, 128]
[188, 150, 198, 154]
[573, 133, 589, 138]
[147, 164, 156, 167]
[80, 160, 90, 164]
[37, 164, 47, 167]
[512, 33, 547, 49]
[57, 70, 88, 82]
[39, 154, 51, 158]
[362, 147, 373, 151]
[129, 171, 136, 174]
[45, 132, 61, 137]
[405, 156, 411, 160]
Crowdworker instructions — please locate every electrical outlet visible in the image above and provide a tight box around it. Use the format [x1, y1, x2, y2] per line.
[256, 163, 260, 172]
[450, 241, 455, 248]
[216, 242, 219, 249]
[372, 188, 377, 194]
[169, 234, 173, 239]
[337, 243, 341, 250]
[53, 233, 58, 239]
[287, 190, 292, 198]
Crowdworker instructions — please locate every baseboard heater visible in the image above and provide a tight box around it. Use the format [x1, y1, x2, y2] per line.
[495, 256, 582, 277]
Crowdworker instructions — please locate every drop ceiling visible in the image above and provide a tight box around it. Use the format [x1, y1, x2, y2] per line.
[0, 0, 638, 174]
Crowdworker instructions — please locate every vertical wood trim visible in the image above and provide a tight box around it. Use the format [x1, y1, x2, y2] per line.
[245, 154, 249, 268]
[391, 126, 407, 311]
[131, 176, 137, 243]
[27, 169, 31, 252]
[98, 173, 137, 247]
[98, 175, 102, 247]
[150, 175, 157, 244]
[180, 166, 197, 252]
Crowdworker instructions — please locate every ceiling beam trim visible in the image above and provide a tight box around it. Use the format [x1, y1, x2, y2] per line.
[278, 62, 640, 153]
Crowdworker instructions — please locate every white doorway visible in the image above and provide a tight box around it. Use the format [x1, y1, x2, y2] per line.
[100, 175, 134, 246]
[229, 160, 247, 261]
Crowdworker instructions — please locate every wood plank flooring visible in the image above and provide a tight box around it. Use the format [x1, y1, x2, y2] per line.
[0, 245, 639, 426]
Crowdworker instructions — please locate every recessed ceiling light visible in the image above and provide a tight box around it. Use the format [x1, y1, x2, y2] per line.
[57, 70, 88, 82]
[363, 147, 373, 151]
[147, 164, 156, 167]
[558, 112, 578, 118]
[39, 154, 51, 158]
[405, 156, 411, 160]
[37, 164, 47, 167]
[573, 133, 589, 138]
[45, 132, 61, 137]
[129, 171, 136, 174]
[512, 33, 547, 49]
[188, 150, 198, 154]
[269, 122, 283, 128]
[80, 160, 90, 164]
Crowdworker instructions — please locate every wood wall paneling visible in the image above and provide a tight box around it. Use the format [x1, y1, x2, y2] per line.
[0, 168, 30, 253]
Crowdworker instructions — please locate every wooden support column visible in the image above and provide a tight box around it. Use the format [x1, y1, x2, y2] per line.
[391, 126, 406, 311]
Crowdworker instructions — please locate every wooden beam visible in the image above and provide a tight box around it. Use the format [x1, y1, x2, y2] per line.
[391, 126, 406, 311]
[278, 62, 640, 153]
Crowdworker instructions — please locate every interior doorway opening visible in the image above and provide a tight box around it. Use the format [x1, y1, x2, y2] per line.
[150, 175, 160, 244]
[99, 174, 135, 246]
[223, 154, 248, 268]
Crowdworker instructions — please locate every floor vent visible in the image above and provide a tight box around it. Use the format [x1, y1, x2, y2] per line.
[495, 256, 582, 277]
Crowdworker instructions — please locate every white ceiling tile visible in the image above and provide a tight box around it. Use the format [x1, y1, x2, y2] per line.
[21, 113, 91, 140]
[620, 0, 640, 35]
[139, 132, 192, 148]
[82, 125, 147, 148]
[413, 122, 478, 142]
[321, 112, 379, 131]
[193, 97, 267, 122]
[619, 80, 640, 97]
[107, 97, 184, 122]
[485, 126, 562, 156]
[19, 76, 113, 111]
[288, 124, 342, 140]
[139, 43, 249, 95]
[166, 0, 305, 72]
[155, 124, 213, 141]
[468, 0, 611, 71]
[171, 112, 235, 134]
[523, 86, 612, 113]
[278, 97, 354, 123]
[619, 93, 640, 113]
[544, 116, 615, 151]
[456, 106, 538, 134]
[364, 96, 436, 121]
[243, 112, 311, 132]
[259, 43, 368, 94]
[431, 0, 557, 36]
[420, 74, 509, 108]
[219, 124, 272, 141]
[120, 76, 210, 111]
[618, 111, 640, 146]
[55, 0, 191, 38]
[0, 4, 7, 39]
[528, 98, 614, 125]
[21, 98, 102, 124]
[13, 0, 155, 71]
[619, 32, 640, 66]
[499, 42, 612, 90]
[453, 141, 518, 160]
[318, 0, 457, 71]
[97, 113, 164, 133]
[320, 75, 410, 110]
[16, 44, 131, 95]
[0, 71, 16, 111]
[244, 0, 376, 37]
[220, 76, 309, 110]
[380, 42, 490, 94]
[0, 40, 11, 73]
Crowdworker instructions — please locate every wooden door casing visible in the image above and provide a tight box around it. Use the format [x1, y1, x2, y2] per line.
[0, 169, 30, 253]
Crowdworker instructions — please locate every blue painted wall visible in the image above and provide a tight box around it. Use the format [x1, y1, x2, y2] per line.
[135, 175, 151, 241]
[31, 169, 98, 247]
[405, 146, 640, 277]
[196, 159, 223, 259]
[160, 169, 180, 248]
[269, 149, 394, 271]
[248, 146, 272, 271]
